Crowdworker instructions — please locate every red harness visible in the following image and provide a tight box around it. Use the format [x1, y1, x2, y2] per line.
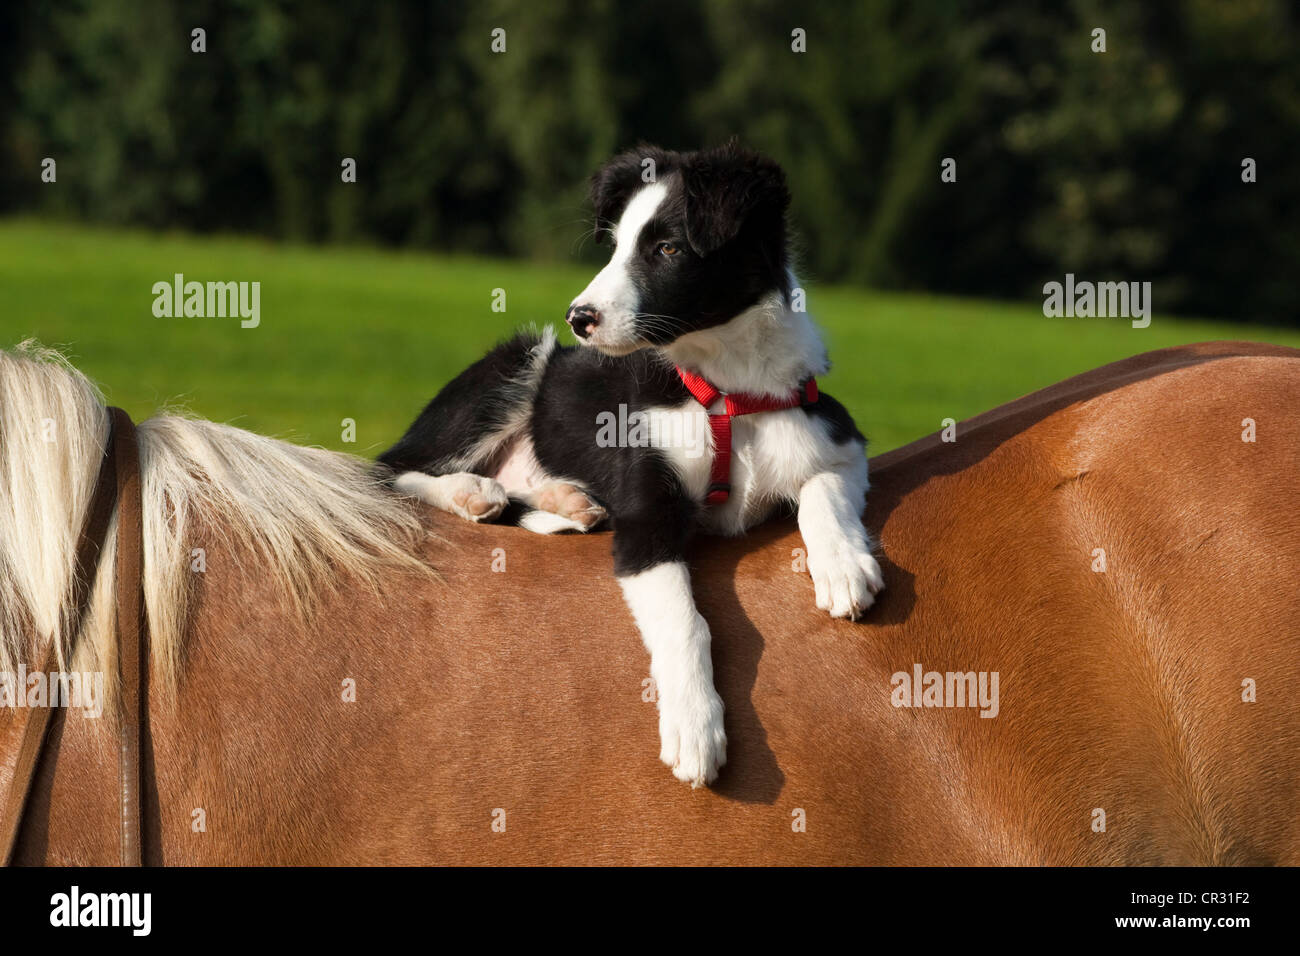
[675, 366, 819, 505]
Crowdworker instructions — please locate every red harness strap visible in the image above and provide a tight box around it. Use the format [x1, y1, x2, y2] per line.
[675, 366, 819, 505]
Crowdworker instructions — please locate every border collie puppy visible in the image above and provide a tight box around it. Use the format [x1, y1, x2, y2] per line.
[379, 143, 884, 787]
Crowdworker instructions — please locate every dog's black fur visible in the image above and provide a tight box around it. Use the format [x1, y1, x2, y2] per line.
[378, 142, 863, 576]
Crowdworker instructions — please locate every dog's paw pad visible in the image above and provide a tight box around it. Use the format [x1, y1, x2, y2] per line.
[532, 482, 607, 530]
[448, 476, 508, 522]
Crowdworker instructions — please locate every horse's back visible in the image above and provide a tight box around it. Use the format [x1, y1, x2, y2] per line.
[23, 342, 1297, 865]
[864, 343, 1300, 863]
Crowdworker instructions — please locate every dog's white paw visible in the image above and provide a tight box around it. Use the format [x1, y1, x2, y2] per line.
[394, 470, 509, 523]
[657, 685, 727, 788]
[808, 545, 884, 620]
[528, 481, 607, 531]
[445, 473, 509, 522]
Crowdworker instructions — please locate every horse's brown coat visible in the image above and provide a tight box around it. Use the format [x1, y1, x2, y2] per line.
[8, 341, 1299, 864]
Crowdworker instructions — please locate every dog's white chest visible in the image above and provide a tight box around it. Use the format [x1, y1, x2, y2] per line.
[648, 400, 828, 535]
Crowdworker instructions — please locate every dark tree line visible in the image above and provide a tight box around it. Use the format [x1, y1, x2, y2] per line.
[3, 0, 1296, 323]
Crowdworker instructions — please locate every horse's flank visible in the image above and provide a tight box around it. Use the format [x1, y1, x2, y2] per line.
[3, 340, 1298, 864]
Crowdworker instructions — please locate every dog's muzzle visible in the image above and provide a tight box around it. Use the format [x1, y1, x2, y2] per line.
[566, 305, 601, 339]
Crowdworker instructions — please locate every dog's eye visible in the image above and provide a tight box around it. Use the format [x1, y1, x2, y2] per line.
[656, 241, 680, 257]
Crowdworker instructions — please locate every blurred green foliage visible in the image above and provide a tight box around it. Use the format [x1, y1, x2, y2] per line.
[3, 0, 1297, 322]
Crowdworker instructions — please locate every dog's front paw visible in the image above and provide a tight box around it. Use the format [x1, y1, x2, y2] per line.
[808, 545, 884, 620]
[658, 685, 727, 788]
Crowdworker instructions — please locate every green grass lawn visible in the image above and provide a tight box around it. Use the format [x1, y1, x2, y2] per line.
[3, 217, 1297, 456]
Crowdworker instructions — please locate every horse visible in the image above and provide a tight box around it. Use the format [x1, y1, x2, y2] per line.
[2, 338, 1297, 864]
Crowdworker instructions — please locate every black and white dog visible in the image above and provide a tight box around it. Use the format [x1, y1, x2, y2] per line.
[379, 143, 883, 786]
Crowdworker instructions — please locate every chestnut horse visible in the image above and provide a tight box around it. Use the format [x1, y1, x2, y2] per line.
[2, 339, 1297, 865]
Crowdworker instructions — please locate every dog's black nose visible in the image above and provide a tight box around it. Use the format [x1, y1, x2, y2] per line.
[566, 305, 601, 339]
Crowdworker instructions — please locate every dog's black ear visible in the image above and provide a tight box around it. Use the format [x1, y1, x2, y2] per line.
[590, 145, 672, 244]
[682, 143, 790, 257]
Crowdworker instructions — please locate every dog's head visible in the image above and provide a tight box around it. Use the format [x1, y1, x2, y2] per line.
[566, 142, 791, 355]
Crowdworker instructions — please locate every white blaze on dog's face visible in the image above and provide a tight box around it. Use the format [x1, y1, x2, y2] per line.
[566, 144, 793, 356]
[566, 182, 669, 355]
